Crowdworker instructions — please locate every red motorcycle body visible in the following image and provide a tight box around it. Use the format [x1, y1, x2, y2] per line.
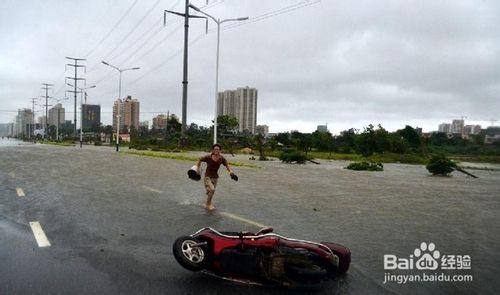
[173, 227, 351, 287]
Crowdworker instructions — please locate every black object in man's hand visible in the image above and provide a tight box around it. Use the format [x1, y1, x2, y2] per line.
[230, 172, 238, 181]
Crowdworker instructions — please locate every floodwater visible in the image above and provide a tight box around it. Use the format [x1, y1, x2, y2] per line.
[0, 138, 30, 147]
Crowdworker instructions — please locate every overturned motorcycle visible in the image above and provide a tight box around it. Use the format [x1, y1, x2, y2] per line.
[173, 227, 351, 287]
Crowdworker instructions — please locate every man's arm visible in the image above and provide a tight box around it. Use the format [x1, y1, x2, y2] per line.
[197, 155, 208, 173]
[222, 157, 233, 174]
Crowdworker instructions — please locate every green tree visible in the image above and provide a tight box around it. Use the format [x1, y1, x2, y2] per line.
[397, 125, 421, 149]
[312, 130, 333, 151]
[217, 115, 238, 135]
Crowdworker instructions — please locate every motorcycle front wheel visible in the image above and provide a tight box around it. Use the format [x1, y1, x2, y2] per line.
[173, 236, 209, 271]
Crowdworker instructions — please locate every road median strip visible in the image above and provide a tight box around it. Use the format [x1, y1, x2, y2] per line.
[123, 150, 260, 168]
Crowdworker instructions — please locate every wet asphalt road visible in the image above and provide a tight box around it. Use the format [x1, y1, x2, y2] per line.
[1, 142, 499, 294]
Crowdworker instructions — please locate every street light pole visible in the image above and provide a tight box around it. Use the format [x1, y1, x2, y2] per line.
[188, 4, 248, 144]
[101, 61, 140, 152]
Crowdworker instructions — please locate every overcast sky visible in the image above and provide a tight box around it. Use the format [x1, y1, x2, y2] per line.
[1, 0, 499, 134]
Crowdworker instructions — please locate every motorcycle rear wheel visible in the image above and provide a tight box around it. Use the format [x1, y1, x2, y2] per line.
[173, 236, 209, 271]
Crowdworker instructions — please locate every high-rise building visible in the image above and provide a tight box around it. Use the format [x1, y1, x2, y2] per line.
[0, 123, 9, 137]
[82, 104, 101, 132]
[451, 119, 464, 134]
[48, 104, 65, 127]
[463, 125, 482, 136]
[152, 114, 168, 130]
[317, 125, 328, 133]
[113, 96, 140, 132]
[15, 108, 33, 137]
[438, 123, 451, 133]
[217, 86, 258, 133]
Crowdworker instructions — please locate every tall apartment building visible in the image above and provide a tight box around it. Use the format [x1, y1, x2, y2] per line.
[15, 108, 33, 137]
[48, 104, 65, 127]
[463, 125, 482, 136]
[113, 96, 140, 131]
[217, 86, 258, 133]
[82, 104, 101, 132]
[152, 114, 168, 130]
[317, 125, 329, 133]
[438, 123, 451, 133]
[451, 119, 464, 134]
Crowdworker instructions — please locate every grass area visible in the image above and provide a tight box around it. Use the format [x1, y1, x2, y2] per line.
[450, 155, 500, 164]
[267, 150, 500, 165]
[39, 140, 74, 147]
[123, 149, 261, 168]
[460, 165, 500, 171]
[267, 151, 428, 164]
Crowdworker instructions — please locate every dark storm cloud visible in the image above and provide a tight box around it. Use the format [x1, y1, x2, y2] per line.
[1, 0, 499, 133]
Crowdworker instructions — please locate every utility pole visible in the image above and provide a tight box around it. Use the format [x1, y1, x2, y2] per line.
[164, 1, 207, 145]
[65, 57, 86, 140]
[41, 84, 53, 139]
[29, 98, 37, 139]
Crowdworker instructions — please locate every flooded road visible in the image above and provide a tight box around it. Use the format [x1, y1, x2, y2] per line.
[1, 144, 499, 294]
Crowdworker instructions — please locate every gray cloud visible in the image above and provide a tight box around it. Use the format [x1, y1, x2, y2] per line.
[1, 0, 499, 133]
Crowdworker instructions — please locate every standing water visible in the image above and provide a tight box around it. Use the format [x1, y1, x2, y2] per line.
[0, 138, 31, 147]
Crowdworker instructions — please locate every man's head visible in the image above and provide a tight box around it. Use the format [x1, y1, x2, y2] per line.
[212, 143, 221, 155]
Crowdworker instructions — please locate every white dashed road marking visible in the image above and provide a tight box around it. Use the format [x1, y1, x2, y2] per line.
[220, 212, 266, 228]
[141, 185, 163, 193]
[16, 188, 25, 197]
[29, 221, 51, 247]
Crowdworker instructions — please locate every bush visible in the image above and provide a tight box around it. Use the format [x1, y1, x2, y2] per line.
[279, 150, 307, 164]
[345, 161, 383, 171]
[94, 141, 102, 146]
[426, 155, 457, 176]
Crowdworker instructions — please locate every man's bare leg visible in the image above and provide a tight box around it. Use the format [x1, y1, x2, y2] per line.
[204, 178, 217, 211]
[205, 187, 215, 211]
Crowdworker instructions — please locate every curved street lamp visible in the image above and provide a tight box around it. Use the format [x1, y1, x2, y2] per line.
[189, 4, 248, 144]
[102, 61, 140, 152]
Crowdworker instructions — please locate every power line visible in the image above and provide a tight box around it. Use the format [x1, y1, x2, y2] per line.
[128, 33, 206, 86]
[222, 0, 321, 31]
[84, 0, 140, 58]
[107, 16, 164, 63]
[122, 1, 318, 87]
[92, 1, 224, 87]
[102, 0, 163, 61]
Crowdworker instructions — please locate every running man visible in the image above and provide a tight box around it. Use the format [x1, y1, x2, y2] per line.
[196, 144, 235, 211]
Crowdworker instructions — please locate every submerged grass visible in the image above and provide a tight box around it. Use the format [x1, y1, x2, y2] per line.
[123, 149, 261, 168]
[39, 140, 74, 147]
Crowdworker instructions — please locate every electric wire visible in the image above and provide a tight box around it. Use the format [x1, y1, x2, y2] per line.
[84, 0, 140, 58]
